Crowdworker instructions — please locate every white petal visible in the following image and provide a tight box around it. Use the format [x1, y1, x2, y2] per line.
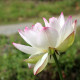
[49, 17, 61, 32]
[49, 17, 57, 23]
[72, 20, 77, 31]
[28, 63, 35, 69]
[18, 29, 38, 47]
[37, 27, 59, 49]
[18, 29, 30, 44]
[34, 53, 48, 75]
[60, 16, 73, 43]
[18, 29, 34, 46]
[43, 17, 49, 27]
[58, 12, 65, 27]
[13, 43, 40, 54]
[32, 22, 43, 31]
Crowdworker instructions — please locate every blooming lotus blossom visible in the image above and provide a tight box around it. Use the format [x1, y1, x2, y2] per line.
[13, 12, 77, 75]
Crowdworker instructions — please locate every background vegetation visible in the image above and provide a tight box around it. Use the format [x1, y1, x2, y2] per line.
[0, 0, 80, 24]
[0, 0, 80, 80]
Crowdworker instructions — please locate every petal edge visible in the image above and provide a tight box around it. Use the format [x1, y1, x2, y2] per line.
[34, 53, 48, 75]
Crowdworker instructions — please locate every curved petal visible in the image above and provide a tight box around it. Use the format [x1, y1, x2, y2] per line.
[24, 53, 44, 63]
[58, 12, 65, 27]
[28, 63, 35, 69]
[18, 29, 30, 44]
[72, 20, 77, 32]
[60, 16, 73, 42]
[34, 53, 48, 75]
[32, 22, 43, 31]
[13, 43, 40, 54]
[49, 17, 61, 32]
[43, 17, 49, 27]
[18, 29, 39, 47]
[37, 27, 59, 49]
[57, 31, 75, 52]
[49, 17, 57, 23]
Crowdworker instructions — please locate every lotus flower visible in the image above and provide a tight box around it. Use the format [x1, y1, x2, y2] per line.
[13, 12, 77, 75]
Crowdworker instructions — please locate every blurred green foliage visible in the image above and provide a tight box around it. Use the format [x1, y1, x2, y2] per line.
[0, 34, 36, 80]
[0, 0, 80, 24]
[0, 27, 80, 80]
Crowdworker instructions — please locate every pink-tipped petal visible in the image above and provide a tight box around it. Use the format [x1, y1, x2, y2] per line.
[61, 12, 63, 15]
[31, 25, 34, 29]
[69, 16, 72, 19]
[34, 53, 48, 75]
[49, 17, 56, 22]
[42, 27, 49, 30]
[13, 43, 39, 54]
[75, 20, 77, 24]
[49, 17, 57, 23]
[18, 28, 39, 47]
[49, 17, 61, 32]
[32, 25, 34, 27]
[33, 22, 43, 31]
[24, 27, 29, 31]
[12, 42, 15, 45]
[18, 29, 21, 32]
[60, 16, 73, 43]
[58, 12, 65, 27]
[28, 63, 35, 69]
[72, 20, 77, 31]
[43, 17, 48, 23]
[43, 17, 47, 21]
[43, 17, 49, 27]
[18, 29, 30, 44]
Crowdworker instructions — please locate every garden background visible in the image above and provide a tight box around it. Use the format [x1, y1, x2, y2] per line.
[0, 0, 80, 80]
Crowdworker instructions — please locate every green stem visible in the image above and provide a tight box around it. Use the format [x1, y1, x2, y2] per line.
[53, 52, 64, 80]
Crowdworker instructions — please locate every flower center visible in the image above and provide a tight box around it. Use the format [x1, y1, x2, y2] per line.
[48, 47, 54, 55]
[42, 47, 54, 55]
[43, 50, 48, 53]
